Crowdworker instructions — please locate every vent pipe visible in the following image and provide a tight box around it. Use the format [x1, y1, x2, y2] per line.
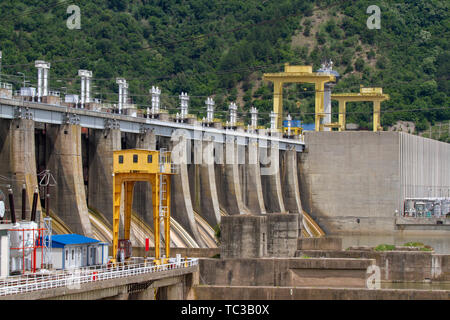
[179, 92, 189, 119]
[270, 111, 277, 131]
[151, 86, 161, 114]
[206, 97, 215, 123]
[229, 102, 238, 127]
[30, 187, 38, 223]
[78, 70, 93, 109]
[116, 78, 127, 114]
[35, 61, 51, 102]
[286, 114, 292, 136]
[8, 188, 16, 224]
[250, 107, 258, 130]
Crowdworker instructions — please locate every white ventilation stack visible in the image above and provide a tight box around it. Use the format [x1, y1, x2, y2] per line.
[179, 92, 189, 119]
[35, 60, 50, 102]
[270, 111, 277, 131]
[229, 102, 238, 127]
[286, 114, 292, 136]
[116, 78, 127, 114]
[317, 60, 339, 131]
[205, 97, 215, 123]
[151, 86, 161, 114]
[250, 107, 258, 131]
[78, 70, 92, 109]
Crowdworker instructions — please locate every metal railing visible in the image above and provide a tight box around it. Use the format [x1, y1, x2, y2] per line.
[0, 258, 198, 297]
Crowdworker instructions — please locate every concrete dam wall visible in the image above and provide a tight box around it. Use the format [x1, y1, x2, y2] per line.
[299, 131, 450, 235]
[0, 117, 307, 248]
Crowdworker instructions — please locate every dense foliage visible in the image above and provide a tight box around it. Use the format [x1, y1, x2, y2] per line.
[0, 0, 448, 138]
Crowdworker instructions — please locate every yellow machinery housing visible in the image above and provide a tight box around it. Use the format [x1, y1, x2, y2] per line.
[112, 149, 176, 264]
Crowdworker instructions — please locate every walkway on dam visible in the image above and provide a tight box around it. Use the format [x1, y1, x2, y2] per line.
[0, 258, 198, 298]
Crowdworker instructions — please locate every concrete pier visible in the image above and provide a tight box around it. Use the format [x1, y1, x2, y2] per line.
[198, 139, 221, 227]
[244, 140, 266, 214]
[46, 124, 92, 236]
[171, 135, 206, 247]
[281, 149, 303, 214]
[0, 119, 42, 222]
[88, 128, 121, 224]
[218, 140, 246, 215]
[261, 142, 286, 213]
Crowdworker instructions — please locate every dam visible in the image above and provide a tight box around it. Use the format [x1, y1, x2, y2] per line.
[0, 59, 449, 300]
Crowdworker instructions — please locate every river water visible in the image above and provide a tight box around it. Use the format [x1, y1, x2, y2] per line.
[338, 234, 450, 254]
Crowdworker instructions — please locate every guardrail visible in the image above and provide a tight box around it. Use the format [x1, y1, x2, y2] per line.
[0, 258, 198, 297]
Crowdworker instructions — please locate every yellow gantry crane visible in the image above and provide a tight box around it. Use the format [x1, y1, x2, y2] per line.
[331, 87, 390, 132]
[263, 64, 336, 131]
[112, 149, 176, 265]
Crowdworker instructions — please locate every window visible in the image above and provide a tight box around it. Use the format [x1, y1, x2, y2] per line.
[71, 249, 74, 260]
[147, 155, 152, 163]
[133, 154, 138, 163]
[65, 250, 68, 260]
[118, 155, 124, 164]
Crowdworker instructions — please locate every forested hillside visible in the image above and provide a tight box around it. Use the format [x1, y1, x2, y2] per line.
[0, 0, 448, 139]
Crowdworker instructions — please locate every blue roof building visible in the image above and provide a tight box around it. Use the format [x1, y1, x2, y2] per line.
[38, 234, 109, 270]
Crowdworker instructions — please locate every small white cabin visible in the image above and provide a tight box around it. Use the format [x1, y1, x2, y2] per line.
[39, 234, 109, 270]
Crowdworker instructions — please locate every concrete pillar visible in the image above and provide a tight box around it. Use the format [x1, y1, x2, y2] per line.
[261, 142, 286, 213]
[166, 282, 184, 300]
[46, 124, 93, 236]
[170, 136, 205, 247]
[0, 119, 42, 224]
[267, 213, 299, 257]
[220, 215, 267, 258]
[221, 140, 246, 215]
[88, 128, 121, 224]
[245, 141, 266, 214]
[281, 149, 303, 214]
[199, 139, 221, 226]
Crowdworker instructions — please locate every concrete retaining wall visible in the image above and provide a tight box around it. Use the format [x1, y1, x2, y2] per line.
[199, 257, 374, 288]
[299, 132, 450, 235]
[297, 237, 342, 251]
[297, 249, 450, 281]
[193, 285, 450, 300]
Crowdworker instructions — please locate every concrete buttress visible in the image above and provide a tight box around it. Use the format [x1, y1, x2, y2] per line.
[261, 140, 286, 213]
[88, 128, 121, 225]
[170, 135, 206, 247]
[221, 140, 246, 215]
[46, 124, 93, 236]
[0, 119, 42, 223]
[199, 138, 221, 226]
[245, 140, 266, 214]
[281, 149, 303, 214]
